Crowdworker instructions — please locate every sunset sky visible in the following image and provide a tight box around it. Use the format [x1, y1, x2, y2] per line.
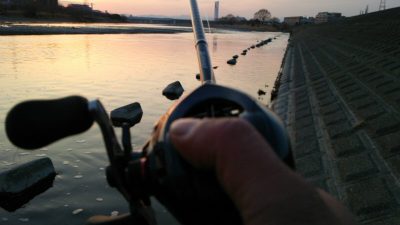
[63, 0, 400, 19]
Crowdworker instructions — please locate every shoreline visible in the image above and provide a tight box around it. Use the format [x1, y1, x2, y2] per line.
[0, 24, 191, 35]
[0, 16, 282, 35]
[0, 16, 189, 35]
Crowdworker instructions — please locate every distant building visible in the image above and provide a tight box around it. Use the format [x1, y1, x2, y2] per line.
[214, 1, 219, 21]
[315, 12, 342, 24]
[284, 16, 305, 26]
[67, 3, 92, 12]
[283, 16, 316, 26]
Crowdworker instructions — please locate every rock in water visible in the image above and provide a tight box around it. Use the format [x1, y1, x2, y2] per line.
[0, 157, 56, 212]
[162, 81, 184, 100]
[227, 58, 237, 65]
[257, 89, 267, 96]
[232, 55, 239, 59]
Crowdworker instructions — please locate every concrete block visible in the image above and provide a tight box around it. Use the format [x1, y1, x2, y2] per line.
[295, 117, 314, 128]
[294, 90, 309, 100]
[332, 74, 349, 84]
[316, 92, 334, 102]
[375, 131, 400, 158]
[357, 104, 386, 120]
[326, 67, 341, 73]
[338, 81, 357, 90]
[313, 87, 328, 96]
[345, 178, 396, 217]
[365, 74, 384, 83]
[351, 66, 369, 75]
[313, 81, 329, 90]
[363, 215, 400, 225]
[382, 84, 400, 96]
[369, 114, 400, 136]
[342, 86, 360, 95]
[350, 98, 376, 110]
[295, 139, 319, 157]
[346, 90, 369, 101]
[323, 111, 347, 125]
[337, 154, 378, 182]
[295, 108, 312, 120]
[388, 63, 400, 72]
[295, 153, 323, 177]
[319, 103, 340, 115]
[361, 71, 378, 80]
[387, 156, 400, 180]
[332, 135, 365, 157]
[0, 158, 56, 211]
[296, 103, 311, 112]
[319, 96, 337, 107]
[295, 98, 310, 107]
[327, 122, 351, 139]
[295, 126, 316, 140]
[374, 79, 393, 89]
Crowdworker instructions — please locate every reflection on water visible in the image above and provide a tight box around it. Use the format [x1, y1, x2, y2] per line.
[212, 35, 218, 53]
[0, 30, 288, 225]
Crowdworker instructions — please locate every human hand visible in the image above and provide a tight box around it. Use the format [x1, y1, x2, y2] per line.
[170, 118, 356, 225]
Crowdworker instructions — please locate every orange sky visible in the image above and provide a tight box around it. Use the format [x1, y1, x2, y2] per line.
[62, 0, 400, 19]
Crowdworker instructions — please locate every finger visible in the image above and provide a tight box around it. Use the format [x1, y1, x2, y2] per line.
[169, 118, 292, 206]
[169, 118, 341, 225]
[170, 118, 285, 171]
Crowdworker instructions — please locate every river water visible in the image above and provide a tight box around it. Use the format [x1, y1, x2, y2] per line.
[0, 26, 288, 225]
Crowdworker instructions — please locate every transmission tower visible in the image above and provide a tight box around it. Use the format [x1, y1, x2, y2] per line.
[379, 0, 386, 11]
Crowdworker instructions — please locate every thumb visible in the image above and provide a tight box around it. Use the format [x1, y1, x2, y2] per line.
[169, 118, 285, 171]
[169, 118, 355, 225]
[169, 118, 291, 212]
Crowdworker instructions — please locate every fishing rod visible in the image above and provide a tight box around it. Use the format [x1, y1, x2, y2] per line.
[4, 0, 294, 224]
[189, 0, 215, 84]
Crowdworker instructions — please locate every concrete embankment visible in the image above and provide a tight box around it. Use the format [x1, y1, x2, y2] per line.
[273, 7, 400, 224]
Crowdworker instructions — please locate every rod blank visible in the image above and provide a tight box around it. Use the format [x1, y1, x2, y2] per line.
[189, 0, 216, 84]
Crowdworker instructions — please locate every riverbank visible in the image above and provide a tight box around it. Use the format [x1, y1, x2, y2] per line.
[0, 15, 283, 35]
[0, 23, 190, 35]
[272, 7, 400, 224]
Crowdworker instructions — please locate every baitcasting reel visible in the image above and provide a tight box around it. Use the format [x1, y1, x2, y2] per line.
[6, 83, 294, 225]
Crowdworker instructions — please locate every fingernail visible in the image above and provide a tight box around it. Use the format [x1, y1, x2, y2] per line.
[170, 119, 198, 138]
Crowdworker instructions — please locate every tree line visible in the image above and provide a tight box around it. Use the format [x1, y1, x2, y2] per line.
[217, 9, 280, 25]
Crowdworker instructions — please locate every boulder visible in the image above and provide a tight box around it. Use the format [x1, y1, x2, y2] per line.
[162, 81, 185, 100]
[257, 89, 267, 96]
[227, 58, 237, 65]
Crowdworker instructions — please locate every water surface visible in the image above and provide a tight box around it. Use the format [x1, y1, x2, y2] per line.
[0, 28, 288, 224]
